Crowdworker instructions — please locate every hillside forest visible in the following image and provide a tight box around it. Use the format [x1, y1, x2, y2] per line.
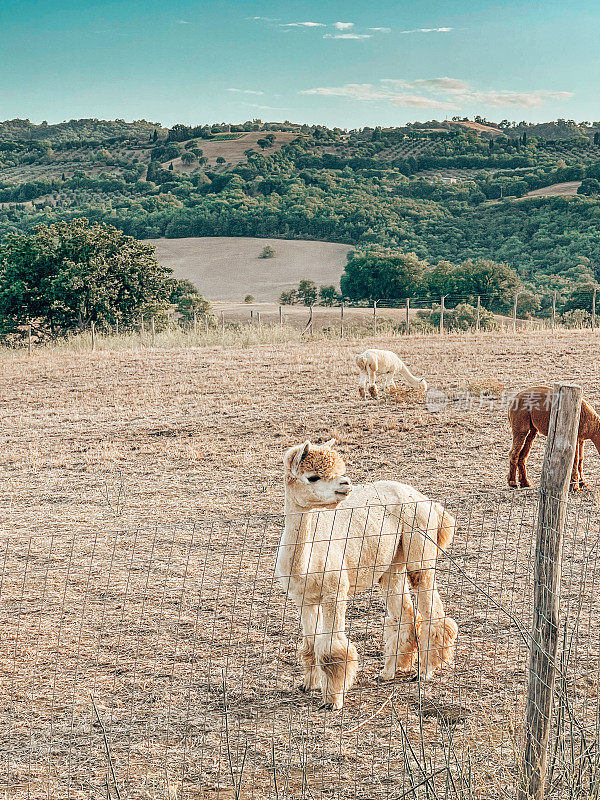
[1, 117, 600, 317]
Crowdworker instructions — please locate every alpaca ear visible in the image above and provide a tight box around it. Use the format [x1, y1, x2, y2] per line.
[323, 438, 336, 449]
[284, 441, 310, 476]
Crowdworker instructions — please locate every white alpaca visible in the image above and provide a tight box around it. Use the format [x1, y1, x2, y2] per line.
[275, 439, 457, 711]
[355, 349, 428, 399]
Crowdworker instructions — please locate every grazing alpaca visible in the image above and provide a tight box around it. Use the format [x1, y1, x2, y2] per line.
[275, 439, 458, 710]
[508, 386, 600, 490]
[355, 349, 428, 399]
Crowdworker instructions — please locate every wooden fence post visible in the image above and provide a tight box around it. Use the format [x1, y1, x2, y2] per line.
[552, 290, 557, 331]
[28, 322, 32, 355]
[151, 316, 155, 346]
[279, 305, 283, 328]
[519, 382, 582, 800]
[373, 300, 377, 337]
[476, 296, 481, 333]
[340, 302, 344, 338]
[406, 298, 410, 336]
[513, 291, 521, 333]
[91, 321, 96, 351]
[140, 314, 144, 336]
[593, 287, 597, 331]
[440, 296, 445, 335]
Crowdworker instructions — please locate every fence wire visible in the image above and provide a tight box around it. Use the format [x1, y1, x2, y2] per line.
[2, 489, 600, 799]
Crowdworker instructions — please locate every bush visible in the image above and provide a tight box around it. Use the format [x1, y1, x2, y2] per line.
[244, 294, 255, 303]
[562, 309, 591, 328]
[259, 245, 276, 258]
[426, 301, 499, 331]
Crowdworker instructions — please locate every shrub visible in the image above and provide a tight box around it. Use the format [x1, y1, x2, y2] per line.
[259, 245, 276, 259]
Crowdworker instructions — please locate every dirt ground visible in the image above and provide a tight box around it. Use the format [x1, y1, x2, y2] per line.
[2, 329, 600, 799]
[1, 329, 599, 530]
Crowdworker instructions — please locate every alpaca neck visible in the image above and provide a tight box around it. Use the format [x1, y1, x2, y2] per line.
[280, 492, 315, 579]
[399, 363, 424, 389]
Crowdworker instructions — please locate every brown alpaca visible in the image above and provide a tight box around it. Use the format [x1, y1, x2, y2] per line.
[508, 386, 600, 490]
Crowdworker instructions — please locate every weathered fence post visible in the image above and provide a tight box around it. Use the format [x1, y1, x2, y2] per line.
[91, 321, 96, 351]
[257, 311, 261, 329]
[475, 296, 481, 333]
[140, 314, 144, 336]
[593, 287, 597, 331]
[373, 300, 377, 337]
[406, 298, 410, 336]
[151, 316, 155, 346]
[552, 290, 557, 331]
[440, 296, 446, 335]
[279, 305, 283, 327]
[28, 322, 32, 355]
[340, 302, 344, 338]
[519, 382, 582, 800]
[513, 291, 521, 333]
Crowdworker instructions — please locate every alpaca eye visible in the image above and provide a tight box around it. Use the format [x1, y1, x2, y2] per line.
[307, 475, 320, 483]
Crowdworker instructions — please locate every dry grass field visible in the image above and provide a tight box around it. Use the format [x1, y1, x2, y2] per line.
[148, 237, 352, 301]
[2, 329, 600, 799]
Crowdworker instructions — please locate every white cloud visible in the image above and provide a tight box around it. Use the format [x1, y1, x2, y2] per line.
[334, 22, 354, 30]
[228, 88, 265, 96]
[324, 33, 371, 40]
[301, 77, 573, 110]
[400, 27, 453, 34]
[301, 83, 453, 109]
[281, 21, 326, 28]
[369, 27, 392, 33]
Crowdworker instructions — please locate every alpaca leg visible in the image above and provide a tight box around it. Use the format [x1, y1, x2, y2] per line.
[298, 603, 322, 692]
[315, 594, 358, 710]
[378, 569, 420, 680]
[508, 429, 529, 488]
[367, 367, 378, 398]
[517, 427, 537, 487]
[358, 371, 367, 399]
[571, 441, 582, 491]
[409, 567, 457, 680]
[578, 441, 588, 488]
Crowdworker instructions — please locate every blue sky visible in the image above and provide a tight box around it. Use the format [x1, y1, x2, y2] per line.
[0, 0, 598, 128]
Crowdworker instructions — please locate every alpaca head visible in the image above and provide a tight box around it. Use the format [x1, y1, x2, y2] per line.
[283, 439, 352, 509]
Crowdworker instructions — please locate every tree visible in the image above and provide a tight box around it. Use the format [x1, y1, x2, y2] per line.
[297, 278, 318, 305]
[257, 138, 271, 150]
[166, 278, 211, 320]
[244, 294, 255, 303]
[279, 289, 297, 305]
[216, 156, 226, 165]
[153, 129, 158, 142]
[0, 219, 171, 334]
[169, 162, 174, 170]
[181, 151, 197, 165]
[340, 250, 426, 302]
[318, 285, 340, 306]
[452, 259, 521, 312]
[259, 245, 276, 258]
[578, 178, 600, 196]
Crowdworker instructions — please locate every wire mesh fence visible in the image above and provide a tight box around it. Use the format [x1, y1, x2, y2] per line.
[2, 488, 600, 799]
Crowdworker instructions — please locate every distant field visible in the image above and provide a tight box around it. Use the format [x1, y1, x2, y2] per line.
[147, 236, 352, 301]
[164, 131, 300, 171]
[521, 180, 582, 198]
